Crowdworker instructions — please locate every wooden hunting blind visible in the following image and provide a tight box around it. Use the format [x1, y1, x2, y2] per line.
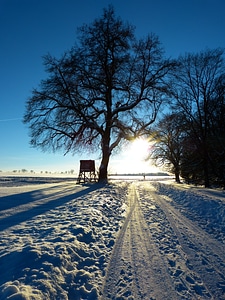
[77, 160, 97, 183]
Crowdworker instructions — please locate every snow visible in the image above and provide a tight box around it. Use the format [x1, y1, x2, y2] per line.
[0, 176, 225, 299]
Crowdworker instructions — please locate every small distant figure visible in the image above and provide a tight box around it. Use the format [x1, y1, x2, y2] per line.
[143, 173, 145, 180]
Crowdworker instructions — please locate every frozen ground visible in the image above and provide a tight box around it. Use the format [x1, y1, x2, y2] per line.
[0, 176, 225, 299]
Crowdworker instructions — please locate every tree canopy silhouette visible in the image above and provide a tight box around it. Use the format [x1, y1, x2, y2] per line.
[149, 48, 225, 187]
[24, 6, 174, 182]
[171, 48, 225, 187]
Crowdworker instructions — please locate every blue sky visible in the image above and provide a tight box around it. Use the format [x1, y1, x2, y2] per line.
[1, 0, 225, 174]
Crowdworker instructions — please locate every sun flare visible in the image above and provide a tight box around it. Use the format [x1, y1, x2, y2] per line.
[111, 138, 156, 174]
[126, 138, 150, 161]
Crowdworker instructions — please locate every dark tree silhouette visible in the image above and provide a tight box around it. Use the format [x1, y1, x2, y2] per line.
[170, 48, 225, 187]
[24, 6, 174, 182]
[149, 113, 186, 183]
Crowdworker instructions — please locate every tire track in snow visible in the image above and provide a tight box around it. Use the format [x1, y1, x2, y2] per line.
[139, 182, 225, 299]
[154, 189, 225, 299]
[101, 183, 177, 299]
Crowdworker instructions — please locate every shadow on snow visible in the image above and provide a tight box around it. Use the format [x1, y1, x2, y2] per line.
[0, 182, 103, 232]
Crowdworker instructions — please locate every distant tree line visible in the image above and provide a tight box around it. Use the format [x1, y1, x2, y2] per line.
[10, 169, 75, 175]
[23, 6, 225, 186]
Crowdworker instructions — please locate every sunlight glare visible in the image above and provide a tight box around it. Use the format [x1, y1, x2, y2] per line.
[111, 138, 157, 174]
[127, 138, 150, 161]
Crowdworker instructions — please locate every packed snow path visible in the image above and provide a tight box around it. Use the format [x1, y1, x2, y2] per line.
[101, 183, 177, 299]
[102, 181, 225, 299]
[0, 177, 225, 299]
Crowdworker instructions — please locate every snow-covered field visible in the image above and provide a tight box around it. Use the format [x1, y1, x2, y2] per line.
[0, 176, 225, 299]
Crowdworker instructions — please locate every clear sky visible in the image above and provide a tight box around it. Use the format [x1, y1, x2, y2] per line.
[1, 0, 225, 174]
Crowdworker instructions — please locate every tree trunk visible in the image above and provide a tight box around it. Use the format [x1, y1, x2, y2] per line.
[98, 134, 111, 183]
[175, 170, 181, 183]
[203, 163, 210, 188]
[173, 163, 181, 183]
[98, 152, 110, 183]
[203, 145, 210, 188]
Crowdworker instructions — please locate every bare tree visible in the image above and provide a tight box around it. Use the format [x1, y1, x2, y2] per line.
[149, 113, 186, 183]
[171, 48, 225, 187]
[24, 6, 174, 182]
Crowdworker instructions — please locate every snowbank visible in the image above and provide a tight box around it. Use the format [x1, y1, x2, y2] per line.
[0, 180, 128, 299]
[153, 181, 225, 243]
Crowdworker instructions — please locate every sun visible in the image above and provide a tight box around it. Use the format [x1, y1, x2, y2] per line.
[126, 138, 150, 161]
[111, 137, 156, 174]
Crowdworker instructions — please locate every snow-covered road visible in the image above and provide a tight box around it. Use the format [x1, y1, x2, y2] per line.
[0, 177, 225, 299]
[140, 182, 225, 299]
[101, 183, 177, 299]
[102, 181, 225, 299]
